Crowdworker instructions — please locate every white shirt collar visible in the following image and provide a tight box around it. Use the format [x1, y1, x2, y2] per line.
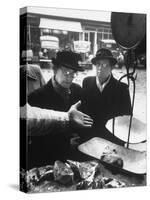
[96, 74, 111, 93]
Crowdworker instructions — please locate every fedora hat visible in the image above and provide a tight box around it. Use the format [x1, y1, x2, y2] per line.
[52, 50, 84, 72]
[91, 48, 117, 66]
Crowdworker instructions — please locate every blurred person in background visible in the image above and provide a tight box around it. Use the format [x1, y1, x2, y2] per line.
[117, 52, 125, 68]
[20, 49, 46, 96]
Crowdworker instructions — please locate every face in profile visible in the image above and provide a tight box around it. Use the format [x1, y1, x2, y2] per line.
[55, 66, 76, 88]
[95, 59, 112, 83]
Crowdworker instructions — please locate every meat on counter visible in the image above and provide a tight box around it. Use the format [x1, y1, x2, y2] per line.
[100, 146, 124, 168]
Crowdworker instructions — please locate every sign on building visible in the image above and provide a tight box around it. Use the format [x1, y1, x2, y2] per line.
[40, 36, 59, 49]
[73, 41, 91, 53]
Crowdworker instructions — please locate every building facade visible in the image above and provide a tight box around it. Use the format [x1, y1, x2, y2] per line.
[20, 6, 117, 64]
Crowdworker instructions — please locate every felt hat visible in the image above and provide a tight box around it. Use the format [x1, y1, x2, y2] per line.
[52, 50, 84, 71]
[91, 48, 117, 66]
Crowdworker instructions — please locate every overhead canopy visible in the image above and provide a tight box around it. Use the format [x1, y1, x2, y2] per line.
[39, 18, 82, 32]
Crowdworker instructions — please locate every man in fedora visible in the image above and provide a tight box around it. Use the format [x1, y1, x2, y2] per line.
[80, 48, 132, 146]
[28, 50, 85, 111]
[27, 50, 93, 167]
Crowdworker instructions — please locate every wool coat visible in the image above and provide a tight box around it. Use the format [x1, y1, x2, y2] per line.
[27, 79, 82, 168]
[28, 78, 82, 111]
[80, 75, 132, 144]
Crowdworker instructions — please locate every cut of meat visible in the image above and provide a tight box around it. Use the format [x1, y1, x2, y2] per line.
[66, 160, 82, 182]
[67, 160, 100, 180]
[100, 146, 124, 168]
[53, 160, 74, 185]
[78, 137, 146, 174]
[104, 178, 126, 188]
[76, 177, 126, 190]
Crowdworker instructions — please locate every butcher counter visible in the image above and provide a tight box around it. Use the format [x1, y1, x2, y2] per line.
[21, 138, 146, 193]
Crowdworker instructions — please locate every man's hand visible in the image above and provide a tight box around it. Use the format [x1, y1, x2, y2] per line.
[68, 101, 93, 128]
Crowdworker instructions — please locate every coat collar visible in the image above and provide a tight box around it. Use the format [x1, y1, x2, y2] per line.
[51, 76, 71, 101]
[96, 74, 111, 92]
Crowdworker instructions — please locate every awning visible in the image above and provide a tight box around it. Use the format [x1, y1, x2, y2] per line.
[39, 18, 82, 32]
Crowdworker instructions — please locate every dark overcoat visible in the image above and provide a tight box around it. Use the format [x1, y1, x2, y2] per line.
[28, 78, 82, 111]
[27, 79, 82, 168]
[80, 75, 132, 144]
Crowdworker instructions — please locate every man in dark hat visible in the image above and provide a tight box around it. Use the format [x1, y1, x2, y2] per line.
[27, 50, 93, 167]
[80, 48, 132, 146]
[28, 50, 84, 111]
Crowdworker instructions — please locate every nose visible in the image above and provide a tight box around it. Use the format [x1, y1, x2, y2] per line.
[97, 64, 102, 69]
[66, 75, 74, 82]
[97, 66, 102, 72]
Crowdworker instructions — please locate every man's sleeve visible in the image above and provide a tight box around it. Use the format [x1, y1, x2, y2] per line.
[20, 104, 69, 136]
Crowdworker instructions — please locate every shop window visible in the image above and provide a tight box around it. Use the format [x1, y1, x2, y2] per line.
[104, 33, 109, 39]
[109, 33, 113, 39]
[97, 32, 103, 42]
[84, 32, 89, 41]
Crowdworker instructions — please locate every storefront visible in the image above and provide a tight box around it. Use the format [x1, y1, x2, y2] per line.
[20, 7, 116, 66]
